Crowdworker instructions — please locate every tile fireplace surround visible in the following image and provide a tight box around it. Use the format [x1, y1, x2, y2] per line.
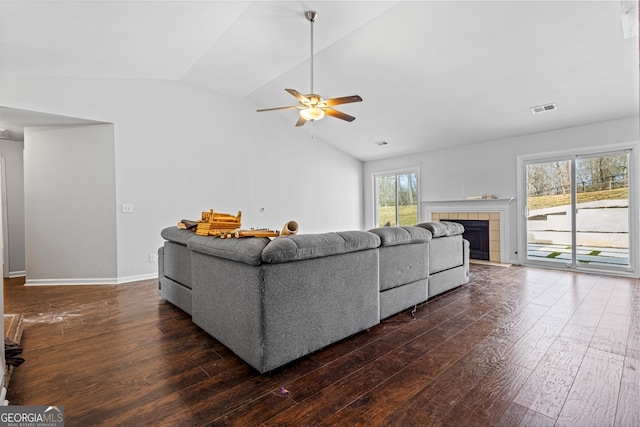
[421, 199, 515, 264]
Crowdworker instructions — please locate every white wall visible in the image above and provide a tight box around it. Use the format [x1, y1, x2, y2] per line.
[0, 75, 363, 282]
[0, 139, 25, 276]
[364, 116, 640, 263]
[25, 124, 117, 283]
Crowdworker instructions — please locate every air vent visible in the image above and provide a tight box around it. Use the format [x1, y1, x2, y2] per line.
[375, 140, 390, 146]
[531, 103, 557, 114]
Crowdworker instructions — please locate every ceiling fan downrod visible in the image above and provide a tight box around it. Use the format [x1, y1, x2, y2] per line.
[306, 11, 317, 94]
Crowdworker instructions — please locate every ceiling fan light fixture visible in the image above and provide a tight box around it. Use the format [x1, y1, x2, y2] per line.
[256, 11, 362, 126]
[300, 107, 325, 121]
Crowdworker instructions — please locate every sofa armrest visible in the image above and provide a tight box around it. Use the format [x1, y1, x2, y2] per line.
[161, 226, 195, 245]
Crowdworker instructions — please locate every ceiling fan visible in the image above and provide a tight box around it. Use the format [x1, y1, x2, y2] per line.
[257, 11, 362, 127]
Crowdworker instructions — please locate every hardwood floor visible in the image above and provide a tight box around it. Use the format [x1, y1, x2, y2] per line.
[4, 264, 639, 426]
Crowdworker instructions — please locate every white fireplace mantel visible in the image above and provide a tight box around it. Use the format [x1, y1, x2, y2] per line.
[421, 198, 515, 213]
[420, 198, 515, 263]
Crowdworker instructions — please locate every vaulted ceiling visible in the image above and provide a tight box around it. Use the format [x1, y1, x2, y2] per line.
[0, 1, 638, 161]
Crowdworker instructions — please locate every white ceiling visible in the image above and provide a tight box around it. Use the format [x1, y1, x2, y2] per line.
[0, 1, 638, 161]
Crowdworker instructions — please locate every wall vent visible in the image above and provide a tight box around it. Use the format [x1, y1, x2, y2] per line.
[531, 103, 557, 114]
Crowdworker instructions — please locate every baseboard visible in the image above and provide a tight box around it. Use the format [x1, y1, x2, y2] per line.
[7, 271, 25, 278]
[24, 273, 158, 286]
[25, 278, 119, 286]
[115, 273, 159, 284]
[470, 259, 512, 267]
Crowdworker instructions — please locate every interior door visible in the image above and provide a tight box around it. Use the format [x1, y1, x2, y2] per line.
[524, 151, 631, 273]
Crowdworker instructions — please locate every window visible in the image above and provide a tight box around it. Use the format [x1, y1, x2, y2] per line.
[374, 170, 419, 227]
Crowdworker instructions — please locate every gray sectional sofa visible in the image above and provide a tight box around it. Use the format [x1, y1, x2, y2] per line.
[158, 222, 469, 373]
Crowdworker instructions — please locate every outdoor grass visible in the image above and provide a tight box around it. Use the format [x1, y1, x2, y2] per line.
[377, 205, 418, 227]
[379, 188, 628, 226]
[528, 187, 628, 210]
[378, 187, 627, 229]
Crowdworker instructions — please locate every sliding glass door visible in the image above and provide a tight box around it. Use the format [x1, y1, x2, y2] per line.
[524, 150, 632, 273]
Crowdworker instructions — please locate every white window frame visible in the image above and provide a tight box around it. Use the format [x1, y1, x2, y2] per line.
[372, 167, 420, 229]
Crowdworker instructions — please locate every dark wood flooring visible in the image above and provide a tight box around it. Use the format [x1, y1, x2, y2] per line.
[4, 264, 639, 426]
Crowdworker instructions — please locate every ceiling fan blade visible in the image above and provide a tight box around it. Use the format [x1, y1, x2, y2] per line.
[324, 108, 356, 122]
[285, 89, 312, 105]
[257, 106, 299, 112]
[295, 116, 307, 127]
[322, 95, 362, 107]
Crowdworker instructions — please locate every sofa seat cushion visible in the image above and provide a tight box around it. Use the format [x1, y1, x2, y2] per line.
[429, 235, 464, 274]
[161, 227, 196, 289]
[415, 221, 465, 237]
[188, 235, 271, 266]
[162, 241, 193, 289]
[262, 231, 381, 264]
[368, 226, 432, 246]
[161, 226, 195, 246]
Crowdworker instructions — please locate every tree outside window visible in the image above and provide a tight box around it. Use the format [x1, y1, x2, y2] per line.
[375, 171, 419, 227]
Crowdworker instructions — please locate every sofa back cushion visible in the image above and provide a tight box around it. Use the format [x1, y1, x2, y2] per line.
[368, 226, 432, 246]
[415, 221, 465, 237]
[261, 231, 381, 264]
[188, 235, 270, 266]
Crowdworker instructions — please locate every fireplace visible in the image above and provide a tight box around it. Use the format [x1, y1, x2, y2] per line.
[421, 198, 514, 263]
[448, 219, 490, 260]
